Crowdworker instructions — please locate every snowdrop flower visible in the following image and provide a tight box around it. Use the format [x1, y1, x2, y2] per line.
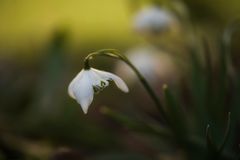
[68, 68, 129, 114]
[133, 6, 177, 35]
[115, 46, 180, 85]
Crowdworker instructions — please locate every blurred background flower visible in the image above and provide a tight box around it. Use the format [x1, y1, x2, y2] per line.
[132, 5, 179, 36]
[115, 46, 181, 87]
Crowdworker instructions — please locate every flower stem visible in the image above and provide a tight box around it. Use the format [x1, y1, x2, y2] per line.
[84, 49, 168, 122]
[122, 57, 168, 121]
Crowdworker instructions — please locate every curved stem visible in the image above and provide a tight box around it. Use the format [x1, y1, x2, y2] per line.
[84, 49, 168, 122]
[84, 49, 120, 69]
[120, 57, 168, 121]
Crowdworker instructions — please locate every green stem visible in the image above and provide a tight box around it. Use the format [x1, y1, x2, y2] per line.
[84, 49, 168, 122]
[122, 57, 168, 121]
[84, 49, 119, 69]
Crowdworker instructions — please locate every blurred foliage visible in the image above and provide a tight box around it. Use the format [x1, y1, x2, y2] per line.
[0, 0, 240, 160]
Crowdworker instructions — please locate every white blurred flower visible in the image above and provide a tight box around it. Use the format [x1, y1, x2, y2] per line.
[68, 68, 129, 114]
[133, 6, 177, 35]
[115, 47, 179, 85]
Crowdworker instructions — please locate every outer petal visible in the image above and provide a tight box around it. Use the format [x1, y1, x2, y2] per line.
[92, 68, 129, 93]
[68, 70, 84, 99]
[68, 70, 94, 114]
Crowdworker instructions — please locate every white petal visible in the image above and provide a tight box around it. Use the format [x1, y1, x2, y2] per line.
[110, 74, 129, 93]
[68, 70, 94, 114]
[68, 70, 84, 99]
[92, 68, 129, 93]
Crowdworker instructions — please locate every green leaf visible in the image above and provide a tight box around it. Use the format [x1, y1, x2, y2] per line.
[100, 106, 172, 139]
[218, 112, 231, 154]
[163, 84, 188, 141]
[189, 45, 208, 131]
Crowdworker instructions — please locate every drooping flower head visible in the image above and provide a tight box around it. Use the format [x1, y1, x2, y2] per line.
[68, 68, 128, 114]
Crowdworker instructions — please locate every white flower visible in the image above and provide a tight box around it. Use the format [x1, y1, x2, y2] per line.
[115, 46, 180, 85]
[68, 68, 129, 114]
[133, 6, 177, 35]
